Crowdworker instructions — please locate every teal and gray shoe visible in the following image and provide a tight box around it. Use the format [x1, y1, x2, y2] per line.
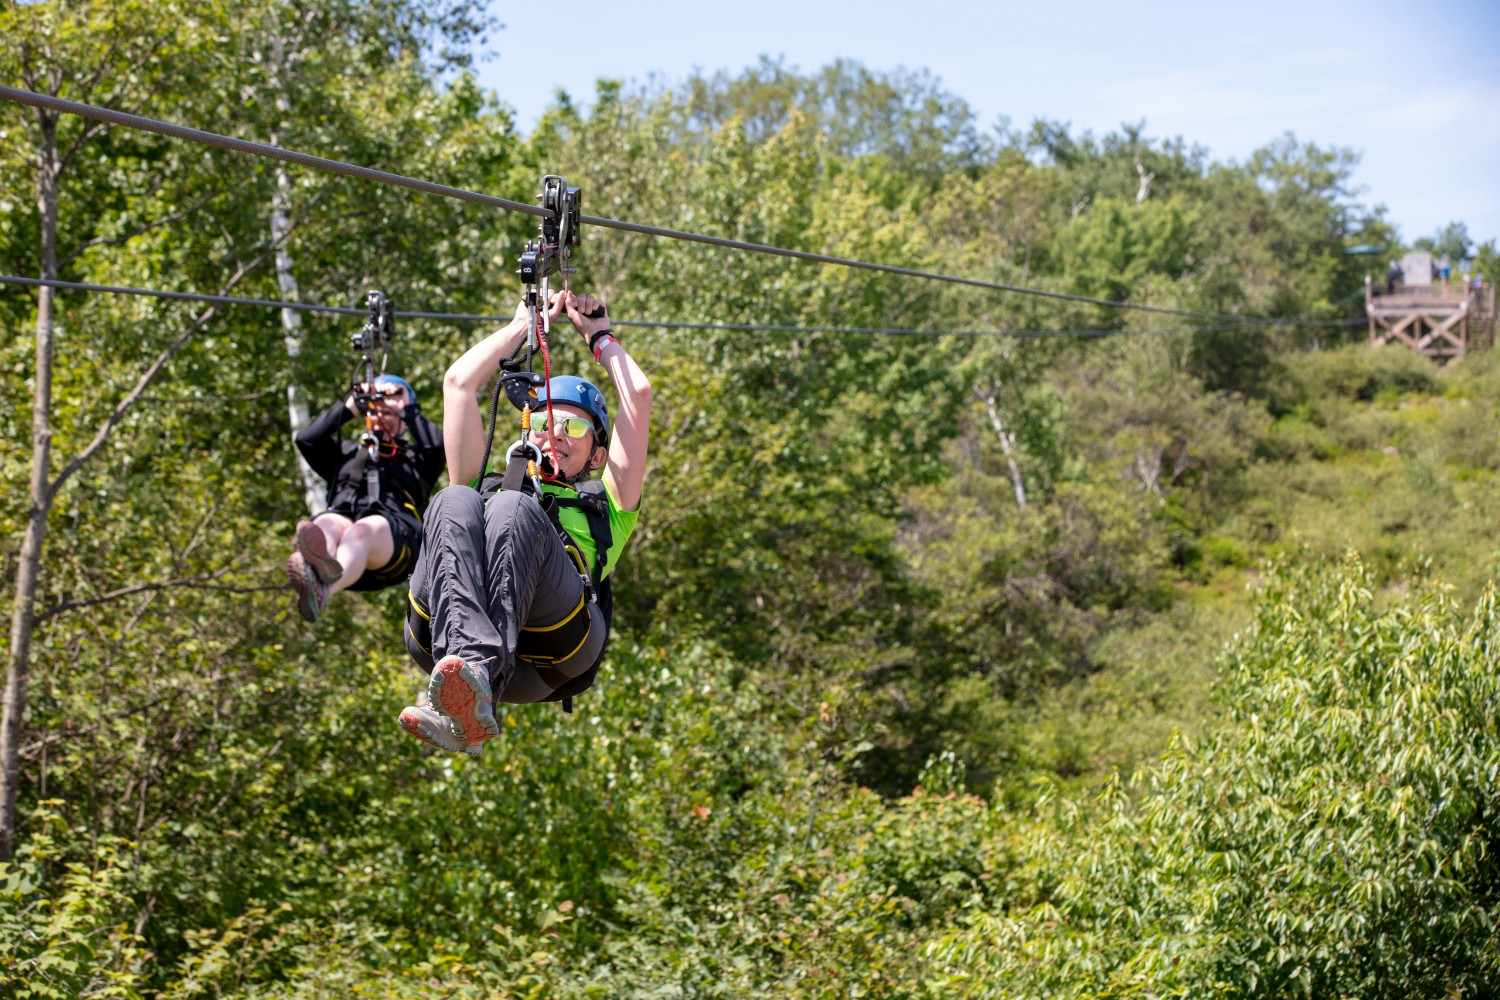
[286, 553, 330, 623]
[294, 520, 344, 585]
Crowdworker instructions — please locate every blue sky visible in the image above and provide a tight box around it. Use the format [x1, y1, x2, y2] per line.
[474, 0, 1500, 254]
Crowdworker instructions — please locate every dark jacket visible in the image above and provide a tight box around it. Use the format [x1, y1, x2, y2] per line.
[294, 400, 445, 521]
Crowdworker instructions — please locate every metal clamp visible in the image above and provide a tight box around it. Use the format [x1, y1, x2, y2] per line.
[505, 439, 546, 495]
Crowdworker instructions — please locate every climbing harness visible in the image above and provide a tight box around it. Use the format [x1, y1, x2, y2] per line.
[511, 478, 613, 682]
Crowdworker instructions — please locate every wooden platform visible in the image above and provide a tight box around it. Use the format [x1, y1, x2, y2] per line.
[1367, 279, 1497, 361]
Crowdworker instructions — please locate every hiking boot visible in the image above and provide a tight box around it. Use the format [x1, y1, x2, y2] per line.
[294, 520, 344, 585]
[286, 553, 330, 622]
[428, 655, 499, 747]
[397, 704, 482, 755]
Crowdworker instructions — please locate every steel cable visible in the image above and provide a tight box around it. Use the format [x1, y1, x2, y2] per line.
[0, 85, 1359, 328]
[0, 274, 1364, 340]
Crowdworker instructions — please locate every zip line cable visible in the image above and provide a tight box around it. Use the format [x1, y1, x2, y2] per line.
[610, 317, 1365, 339]
[0, 275, 371, 316]
[0, 85, 1357, 329]
[0, 86, 548, 220]
[0, 274, 1366, 340]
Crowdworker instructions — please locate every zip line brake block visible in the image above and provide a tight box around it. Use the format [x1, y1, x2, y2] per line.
[349, 289, 397, 458]
[352, 289, 394, 358]
[499, 356, 545, 412]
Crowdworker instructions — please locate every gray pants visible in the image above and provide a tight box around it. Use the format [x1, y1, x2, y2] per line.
[405, 486, 604, 704]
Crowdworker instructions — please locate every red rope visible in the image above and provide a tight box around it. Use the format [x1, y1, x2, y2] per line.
[536, 306, 559, 481]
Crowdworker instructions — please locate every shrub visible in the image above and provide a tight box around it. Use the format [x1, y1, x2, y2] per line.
[0, 807, 149, 999]
[930, 554, 1500, 997]
[1269, 344, 1439, 412]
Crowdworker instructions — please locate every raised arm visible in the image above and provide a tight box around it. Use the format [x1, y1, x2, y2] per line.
[294, 395, 359, 483]
[442, 297, 557, 486]
[563, 291, 652, 511]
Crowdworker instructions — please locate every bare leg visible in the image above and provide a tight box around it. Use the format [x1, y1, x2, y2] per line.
[312, 512, 352, 556]
[329, 514, 394, 594]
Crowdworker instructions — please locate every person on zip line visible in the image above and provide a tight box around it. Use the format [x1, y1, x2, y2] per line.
[399, 288, 651, 754]
[287, 375, 445, 621]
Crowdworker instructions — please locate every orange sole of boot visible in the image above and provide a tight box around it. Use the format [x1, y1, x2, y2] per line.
[431, 655, 497, 745]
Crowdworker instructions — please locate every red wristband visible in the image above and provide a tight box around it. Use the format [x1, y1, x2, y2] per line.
[592, 335, 618, 363]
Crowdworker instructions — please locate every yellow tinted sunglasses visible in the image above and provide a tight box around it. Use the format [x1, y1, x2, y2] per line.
[528, 411, 595, 440]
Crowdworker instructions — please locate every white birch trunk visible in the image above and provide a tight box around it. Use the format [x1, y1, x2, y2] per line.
[1135, 159, 1155, 204]
[269, 35, 325, 516]
[977, 388, 1027, 508]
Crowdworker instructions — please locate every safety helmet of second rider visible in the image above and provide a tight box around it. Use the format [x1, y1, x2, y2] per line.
[372, 374, 417, 408]
[536, 375, 610, 449]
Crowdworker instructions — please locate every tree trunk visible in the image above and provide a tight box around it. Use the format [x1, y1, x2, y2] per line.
[1, 113, 60, 862]
[269, 35, 325, 516]
[272, 167, 324, 515]
[1135, 159, 1155, 204]
[977, 388, 1027, 508]
[1135, 443, 1166, 501]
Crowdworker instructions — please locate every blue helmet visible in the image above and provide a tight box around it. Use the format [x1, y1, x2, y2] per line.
[373, 374, 416, 407]
[536, 375, 610, 447]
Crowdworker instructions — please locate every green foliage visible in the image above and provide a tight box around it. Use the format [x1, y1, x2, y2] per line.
[1268, 343, 1439, 411]
[0, 808, 148, 998]
[4, 15, 1497, 996]
[1056, 195, 1197, 305]
[682, 57, 987, 184]
[930, 555, 1500, 997]
[1472, 239, 1498, 287]
[1414, 221, 1473, 263]
[1229, 345, 1500, 601]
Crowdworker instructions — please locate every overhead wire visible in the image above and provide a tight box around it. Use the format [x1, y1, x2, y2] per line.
[0, 85, 1358, 329]
[0, 274, 1365, 340]
[612, 317, 1365, 339]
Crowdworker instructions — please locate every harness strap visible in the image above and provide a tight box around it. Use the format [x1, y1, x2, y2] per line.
[548, 486, 612, 584]
[340, 433, 419, 513]
[476, 474, 615, 713]
[501, 447, 529, 493]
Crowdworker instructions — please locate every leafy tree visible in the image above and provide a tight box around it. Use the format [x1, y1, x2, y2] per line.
[1054, 195, 1197, 305]
[1415, 220, 1473, 262]
[933, 556, 1500, 997]
[0, 0, 244, 862]
[1472, 239, 1497, 287]
[683, 57, 988, 185]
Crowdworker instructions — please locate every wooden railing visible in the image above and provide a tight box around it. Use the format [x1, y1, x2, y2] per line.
[1370, 283, 1481, 303]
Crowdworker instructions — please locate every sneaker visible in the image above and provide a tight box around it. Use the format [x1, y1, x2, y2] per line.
[396, 704, 471, 752]
[428, 655, 499, 747]
[285, 553, 330, 622]
[294, 521, 344, 585]
[398, 703, 484, 756]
